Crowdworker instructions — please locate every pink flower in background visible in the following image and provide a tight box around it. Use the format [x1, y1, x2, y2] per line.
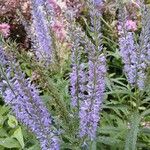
[48, 0, 62, 15]
[48, 0, 67, 42]
[125, 20, 137, 31]
[51, 21, 66, 42]
[0, 23, 10, 37]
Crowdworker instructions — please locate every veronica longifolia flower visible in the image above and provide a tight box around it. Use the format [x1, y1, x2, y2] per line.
[69, 10, 106, 140]
[79, 52, 106, 140]
[137, 4, 150, 89]
[31, 0, 53, 64]
[118, 2, 150, 90]
[93, 0, 103, 6]
[118, 25, 138, 85]
[118, 8, 139, 87]
[78, 0, 106, 140]
[0, 46, 59, 150]
[70, 27, 85, 107]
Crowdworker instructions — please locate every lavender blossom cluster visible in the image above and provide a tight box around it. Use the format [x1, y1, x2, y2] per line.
[79, 53, 106, 140]
[70, 0, 106, 140]
[70, 26, 87, 108]
[118, 3, 150, 90]
[118, 26, 138, 85]
[0, 46, 59, 150]
[31, 0, 53, 64]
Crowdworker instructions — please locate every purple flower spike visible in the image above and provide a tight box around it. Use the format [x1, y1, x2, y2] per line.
[93, 0, 103, 6]
[0, 46, 60, 150]
[118, 3, 150, 90]
[78, 1, 106, 140]
[31, 0, 53, 64]
[119, 31, 138, 85]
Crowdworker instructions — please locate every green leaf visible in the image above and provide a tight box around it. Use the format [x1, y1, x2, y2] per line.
[140, 128, 150, 135]
[7, 115, 18, 128]
[0, 106, 9, 116]
[140, 109, 150, 118]
[103, 105, 129, 117]
[97, 136, 122, 146]
[0, 128, 8, 138]
[0, 137, 20, 148]
[41, 94, 52, 103]
[141, 97, 150, 105]
[0, 145, 4, 150]
[0, 115, 5, 127]
[12, 127, 24, 149]
[26, 144, 41, 150]
[98, 126, 127, 135]
[91, 141, 97, 150]
[125, 112, 140, 150]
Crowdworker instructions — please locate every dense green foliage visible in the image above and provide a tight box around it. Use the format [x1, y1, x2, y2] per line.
[0, 0, 150, 149]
